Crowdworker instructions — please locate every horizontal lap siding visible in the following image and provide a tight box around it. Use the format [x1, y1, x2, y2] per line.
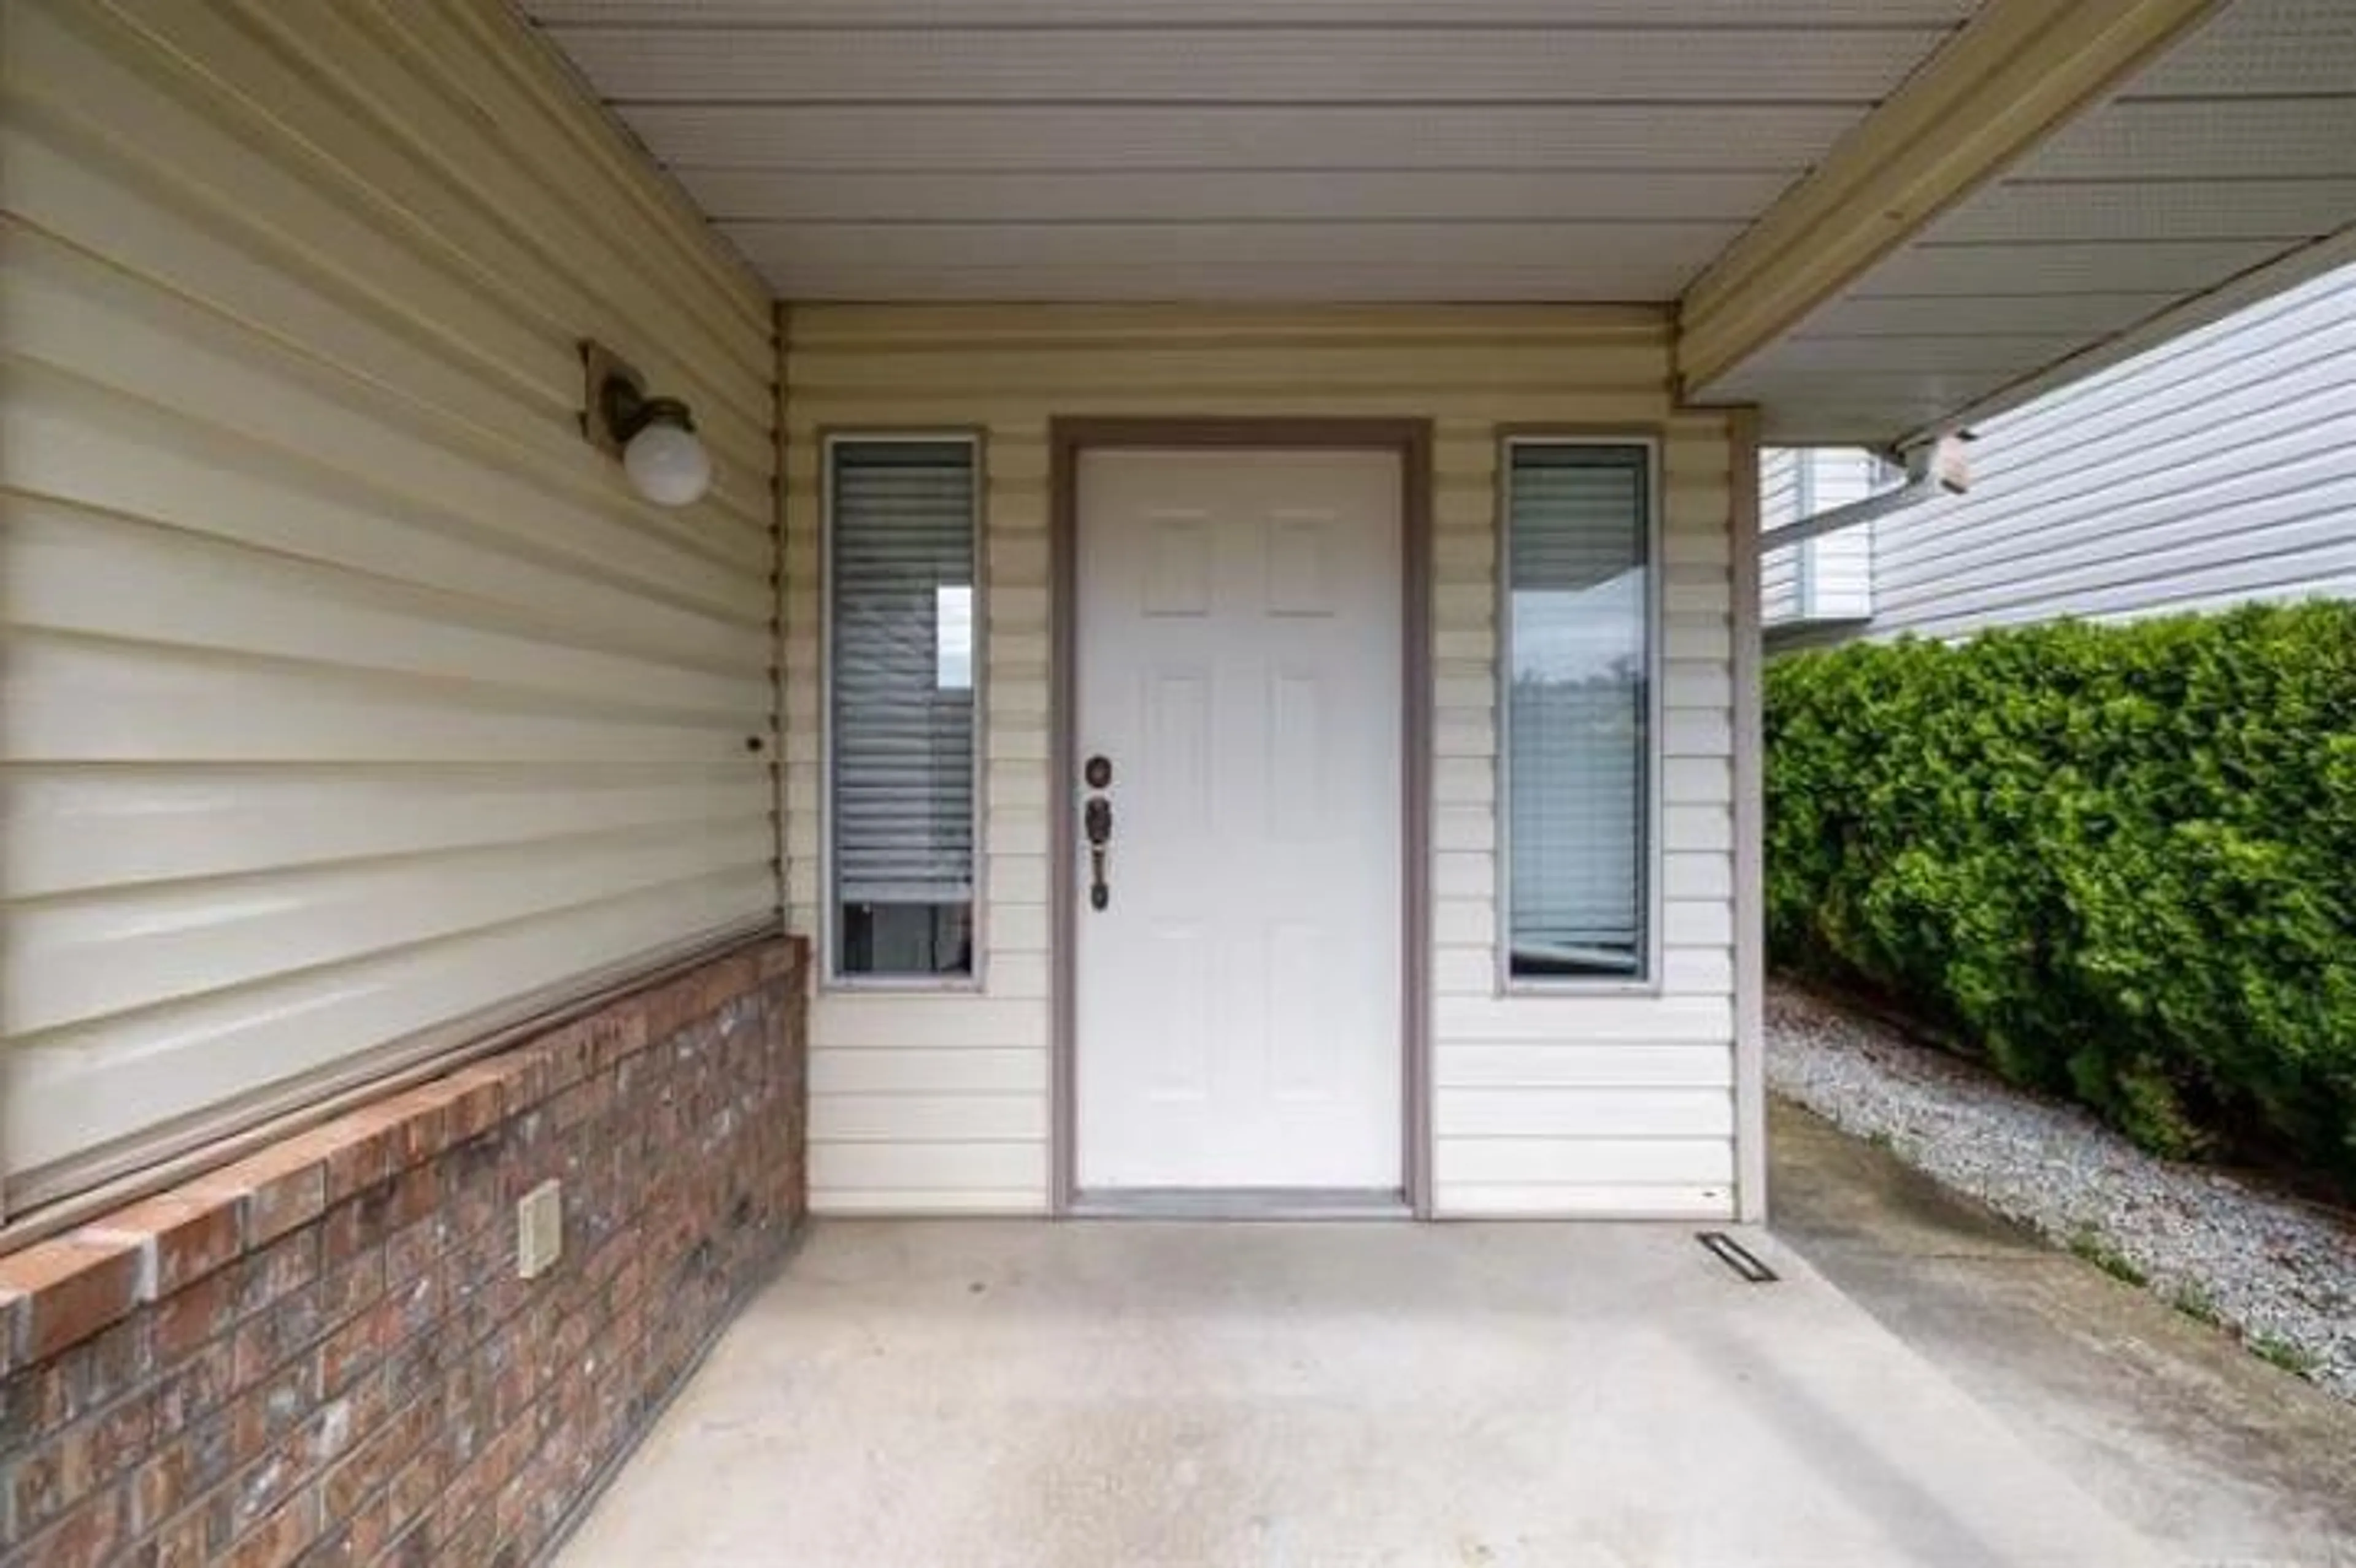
[1760, 446, 1879, 629]
[782, 306, 1739, 1218]
[1431, 416, 1738, 1218]
[0, 0, 778, 1208]
[1865, 264, 2356, 638]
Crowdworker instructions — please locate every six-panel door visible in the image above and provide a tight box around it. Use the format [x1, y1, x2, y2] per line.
[1074, 449, 1405, 1193]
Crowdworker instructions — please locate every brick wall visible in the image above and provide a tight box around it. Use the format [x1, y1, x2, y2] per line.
[0, 935, 807, 1567]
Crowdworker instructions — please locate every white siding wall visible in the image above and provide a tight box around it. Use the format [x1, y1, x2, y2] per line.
[1767, 262, 2356, 644]
[780, 306, 1742, 1219]
[1760, 447, 1882, 627]
[0, 0, 779, 1209]
[1871, 262, 2356, 636]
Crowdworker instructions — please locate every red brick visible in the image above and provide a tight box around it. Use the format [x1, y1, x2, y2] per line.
[531, 1013, 608, 1094]
[297, 1489, 387, 1567]
[147, 1508, 210, 1568]
[148, 1336, 236, 1439]
[383, 1164, 440, 1234]
[58, 1313, 158, 1422]
[377, 1516, 433, 1568]
[380, 1083, 464, 1168]
[317, 1299, 385, 1398]
[130, 1415, 233, 1535]
[315, 1109, 404, 1207]
[753, 936, 802, 982]
[0, 941, 798, 1568]
[0, 1286, 25, 1377]
[582, 997, 652, 1072]
[314, 1248, 385, 1339]
[434, 1501, 497, 1568]
[231, 1351, 321, 1465]
[0, 1233, 144, 1362]
[15, 1483, 129, 1568]
[232, 1283, 326, 1392]
[377, 1239, 443, 1345]
[441, 1068, 507, 1144]
[382, 1442, 444, 1543]
[153, 1267, 237, 1366]
[9, 1418, 99, 1537]
[218, 1486, 321, 1568]
[83, 1190, 247, 1300]
[320, 1388, 435, 1522]
[193, 1137, 332, 1249]
[318, 1167, 431, 1274]
[234, 1230, 321, 1324]
[89, 1392, 156, 1486]
[640, 974, 706, 1043]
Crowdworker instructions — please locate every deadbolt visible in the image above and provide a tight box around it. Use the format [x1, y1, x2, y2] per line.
[1085, 754, 1113, 790]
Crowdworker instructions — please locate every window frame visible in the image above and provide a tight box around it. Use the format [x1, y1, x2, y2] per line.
[818, 429, 989, 993]
[1493, 432, 1666, 997]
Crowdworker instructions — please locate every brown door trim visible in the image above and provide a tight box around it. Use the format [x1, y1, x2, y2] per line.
[1048, 417, 1436, 1216]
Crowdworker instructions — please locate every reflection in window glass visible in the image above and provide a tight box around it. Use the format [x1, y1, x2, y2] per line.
[935, 586, 973, 691]
[830, 439, 977, 978]
[1504, 442, 1652, 981]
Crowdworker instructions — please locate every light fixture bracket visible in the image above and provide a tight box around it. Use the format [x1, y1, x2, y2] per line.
[580, 339, 696, 455]
[579, 339, 639, 458]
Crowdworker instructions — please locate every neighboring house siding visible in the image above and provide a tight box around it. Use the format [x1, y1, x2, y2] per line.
[1760, 447, 1880, 626]
[1759, 448, 1805, 623]
[782, 307, 1742, 1220]
[1765, 261, 2356, 644]
[0, 0, 779, 1207]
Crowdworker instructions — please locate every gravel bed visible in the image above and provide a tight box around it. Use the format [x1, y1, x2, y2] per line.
[1767, 977, 2356, 1401]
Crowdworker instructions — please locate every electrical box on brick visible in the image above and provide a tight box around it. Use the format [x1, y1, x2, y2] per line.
[517, 1179, 564, 1279]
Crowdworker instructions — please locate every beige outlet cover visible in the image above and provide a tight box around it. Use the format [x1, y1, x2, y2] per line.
[518, 1178, 564, 1279]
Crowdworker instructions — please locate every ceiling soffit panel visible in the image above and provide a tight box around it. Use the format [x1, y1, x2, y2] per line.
[1714, 0, 2356, 447]
[521, 1, 1976, 302]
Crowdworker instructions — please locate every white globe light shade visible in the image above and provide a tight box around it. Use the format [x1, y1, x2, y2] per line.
[623, 420, 713, 507]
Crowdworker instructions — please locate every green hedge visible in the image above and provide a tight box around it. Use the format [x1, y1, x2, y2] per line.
[1765, 602, 2356, 1188]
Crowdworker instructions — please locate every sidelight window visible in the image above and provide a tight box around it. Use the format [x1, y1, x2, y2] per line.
[1500, 438, 1657, 985]
[827, 436, 980, 980]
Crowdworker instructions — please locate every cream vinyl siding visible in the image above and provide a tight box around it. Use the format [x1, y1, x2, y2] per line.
[780, 306, 1741, 1219]
[1438, 417, 1739, 1218]
[0, 0, 778, 1210]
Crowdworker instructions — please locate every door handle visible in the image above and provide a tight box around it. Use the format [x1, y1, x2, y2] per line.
[1084, 793, 1114, 911]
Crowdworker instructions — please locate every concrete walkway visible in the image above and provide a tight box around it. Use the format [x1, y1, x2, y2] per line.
[1771, 1097, 2356, 1567]
[558, 1218, 2160, 1566]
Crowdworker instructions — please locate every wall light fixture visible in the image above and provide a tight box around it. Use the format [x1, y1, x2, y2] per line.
[580, 339, 713, 508]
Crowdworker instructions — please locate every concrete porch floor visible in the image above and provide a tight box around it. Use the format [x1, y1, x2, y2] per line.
[556, 1216, 2166, 1566]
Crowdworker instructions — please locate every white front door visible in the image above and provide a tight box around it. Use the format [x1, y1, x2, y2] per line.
[1074, 449, 1404, 1193]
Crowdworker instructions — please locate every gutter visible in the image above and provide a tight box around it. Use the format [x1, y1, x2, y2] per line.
[1757, 433, 1972, 553]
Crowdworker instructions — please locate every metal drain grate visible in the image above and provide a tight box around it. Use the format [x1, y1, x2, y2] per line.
[1696, 1231, 1779, 1283]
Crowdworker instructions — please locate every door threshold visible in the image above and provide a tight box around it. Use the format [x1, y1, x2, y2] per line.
[1067, 1187, 1411, 1221]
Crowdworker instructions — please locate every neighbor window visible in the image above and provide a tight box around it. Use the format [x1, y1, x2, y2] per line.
[1502, 440, 1655, 983]
[828, 437, 979, 978]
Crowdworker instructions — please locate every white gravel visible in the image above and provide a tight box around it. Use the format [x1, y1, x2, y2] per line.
[1767, 977, 2356, 1401]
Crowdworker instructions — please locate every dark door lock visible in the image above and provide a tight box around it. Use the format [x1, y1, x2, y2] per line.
[1084, 793, 1114, 911]
[1085, 755, 1113, 790]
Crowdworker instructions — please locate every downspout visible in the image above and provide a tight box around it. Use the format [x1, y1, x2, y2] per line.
[1757, 433, 1971, 553]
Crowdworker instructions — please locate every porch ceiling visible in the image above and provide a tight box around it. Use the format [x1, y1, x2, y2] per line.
[520, 0, 1974, 302]
[1704, 0, 2356, 447]
[525, 0, 2356, 455]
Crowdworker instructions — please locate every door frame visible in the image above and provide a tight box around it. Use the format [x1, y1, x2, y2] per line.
[1048, 418, 1435, 1217]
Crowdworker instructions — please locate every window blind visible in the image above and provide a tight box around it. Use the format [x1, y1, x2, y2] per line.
[829, 440, 977, 975]
[1504, 443, 1652, 979]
